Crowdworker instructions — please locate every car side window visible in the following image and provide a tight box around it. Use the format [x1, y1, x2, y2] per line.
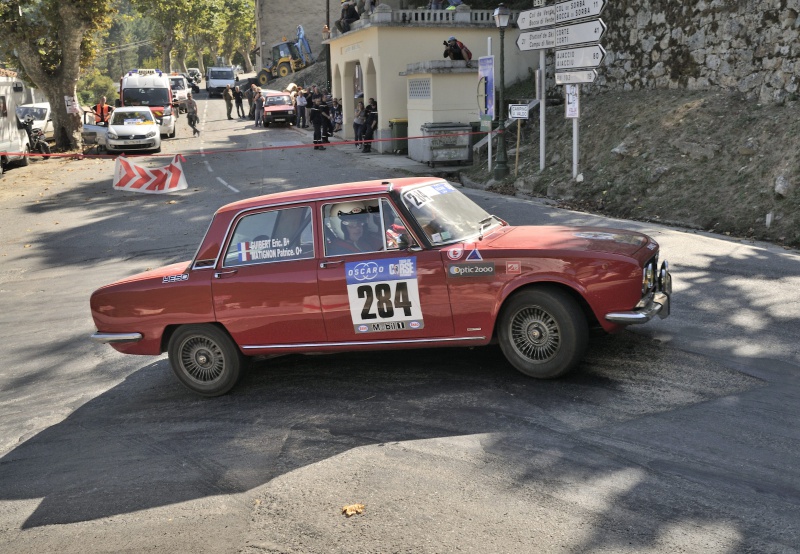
[223, 206, 314, 267]
[322, 198, 405, 257]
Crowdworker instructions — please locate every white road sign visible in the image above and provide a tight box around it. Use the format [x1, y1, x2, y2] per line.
[554, 44, 606, 70]
[555, 69, 598, 84]
[516, 29, 556, 51]
[508, 104, 529, 119]
[554, 18, 607, 48]
[555, 0, 607, 25]
[518, 6, 555, 30]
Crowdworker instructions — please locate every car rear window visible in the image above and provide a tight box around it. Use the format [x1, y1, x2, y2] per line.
[223, 206, 314, 267]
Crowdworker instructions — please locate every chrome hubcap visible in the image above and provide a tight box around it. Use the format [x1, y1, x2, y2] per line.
[510, 306, 560, 363]
[180, 337, 224, 383]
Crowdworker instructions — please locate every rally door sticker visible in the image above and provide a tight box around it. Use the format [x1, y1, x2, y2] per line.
[345, 257, 424, 333]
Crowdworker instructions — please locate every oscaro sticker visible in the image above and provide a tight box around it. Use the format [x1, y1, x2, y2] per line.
[357, 325, 369, 333]
[448, 263, 495, 277]
[447, 247, 464, 260]
[162, 274, 189, 283]
[347, 261, 383, 282]
[409, 321, 421, 329]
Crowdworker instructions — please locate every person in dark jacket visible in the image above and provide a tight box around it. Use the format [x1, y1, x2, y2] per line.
[362, 98, 377, 153]
[309, 97, 327, 150]
[233, 86, 245, 118]
[336, 0, 360, 33]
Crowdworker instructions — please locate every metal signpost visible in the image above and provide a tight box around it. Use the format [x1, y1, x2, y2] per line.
[515, 0, 608, 180]
[479, 50, 495, 171]
[508, 104, 529, 177]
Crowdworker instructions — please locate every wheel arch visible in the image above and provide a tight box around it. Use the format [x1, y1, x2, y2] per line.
[493, 280, 600, 341]
[160, 322, 242, 354]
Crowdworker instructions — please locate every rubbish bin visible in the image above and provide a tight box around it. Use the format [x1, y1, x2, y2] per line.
[389, 118, 408, 155]
[419, 122, 472, 167]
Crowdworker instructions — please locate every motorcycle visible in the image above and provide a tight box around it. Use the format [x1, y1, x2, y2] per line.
[22, 114, 51, 160]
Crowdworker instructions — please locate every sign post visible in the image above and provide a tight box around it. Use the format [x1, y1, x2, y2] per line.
[565, 84, 580, 179]
[479, 53, 495, 171]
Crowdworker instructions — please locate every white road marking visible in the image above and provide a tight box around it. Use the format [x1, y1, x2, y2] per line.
[216, 177, 239, 193]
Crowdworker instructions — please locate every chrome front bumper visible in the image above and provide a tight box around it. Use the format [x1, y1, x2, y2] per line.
[606, 261, 672, 325]
[91, 332, 143, 343]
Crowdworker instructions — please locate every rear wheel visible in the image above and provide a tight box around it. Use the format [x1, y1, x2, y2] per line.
[168, 324, 244, 396]
[498, 288, 588, 379]
[20, 144, 30, 166]
[278, 63, 291, 78]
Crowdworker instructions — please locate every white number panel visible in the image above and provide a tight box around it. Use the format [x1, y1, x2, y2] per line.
[345, 257, 424, 333]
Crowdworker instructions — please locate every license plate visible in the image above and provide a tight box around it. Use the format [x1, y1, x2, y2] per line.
[124, 140, 144, 145]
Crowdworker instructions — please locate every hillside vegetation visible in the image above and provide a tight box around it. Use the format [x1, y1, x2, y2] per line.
[464, 86, 800, 249]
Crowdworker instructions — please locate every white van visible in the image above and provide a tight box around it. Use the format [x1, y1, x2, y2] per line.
[0, 72, 32, 177]
[119, 69, 177, 138]
[206, 66, 237, 97]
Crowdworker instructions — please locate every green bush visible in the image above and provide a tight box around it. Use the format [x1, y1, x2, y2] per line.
[78, 70, 118, 106]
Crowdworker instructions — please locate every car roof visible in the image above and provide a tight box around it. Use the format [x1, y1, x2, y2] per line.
[216, 177, 445, 216]
[19, 102, 50, 109]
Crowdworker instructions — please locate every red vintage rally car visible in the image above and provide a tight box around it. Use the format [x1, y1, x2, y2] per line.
[91, 177, 672, 396]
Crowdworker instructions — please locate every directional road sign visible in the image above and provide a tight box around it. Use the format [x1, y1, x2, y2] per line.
[555, 0, 607, 25]
[554, 18, 607, 48]
[517, 6, 555, 30]
[517, 29, 556, 51]
[554, 44, 606, 70]
[555, 69, 598, 85]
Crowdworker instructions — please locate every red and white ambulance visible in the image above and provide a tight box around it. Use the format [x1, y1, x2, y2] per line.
[119, 69, 177, 138]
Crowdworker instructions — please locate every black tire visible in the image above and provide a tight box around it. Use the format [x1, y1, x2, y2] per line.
[498, 288, 588, 379]
[168, 128, 176, 139]
[168, 324, 244, 397]
[257, 70, 271, 86]
[20, 144, 30, 166]
[263, 121, 270, 127]
[37, 142, 51, 160]
[154, 145, 161, 154]
[278, 63, 291, 78]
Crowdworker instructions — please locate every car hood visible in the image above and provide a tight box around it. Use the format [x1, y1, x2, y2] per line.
[109, 122, 158, 134]
[101, 261, 192, 288]
[483, 226, 652, 257]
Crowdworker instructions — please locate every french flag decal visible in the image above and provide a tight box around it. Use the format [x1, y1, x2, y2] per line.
[237, 242, 251, 262]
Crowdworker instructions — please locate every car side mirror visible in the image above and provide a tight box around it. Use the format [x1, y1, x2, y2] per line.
[396, 233, 415, 250]
[114, 99, 121, 108]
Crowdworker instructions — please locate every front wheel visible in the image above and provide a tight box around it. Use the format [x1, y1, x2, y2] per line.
[168, 324, 244, 396]
[37, 141, 51, 160]
[498, 288, 588, 379]
[257, 70, 271, 86]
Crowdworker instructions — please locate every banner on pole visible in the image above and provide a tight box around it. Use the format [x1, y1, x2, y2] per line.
[113, 154, 189, 193]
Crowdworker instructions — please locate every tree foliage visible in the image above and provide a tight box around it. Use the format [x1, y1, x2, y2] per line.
[0, 0, 114, 150]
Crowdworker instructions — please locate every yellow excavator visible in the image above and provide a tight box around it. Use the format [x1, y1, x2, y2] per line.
[256, 37, 315, 86]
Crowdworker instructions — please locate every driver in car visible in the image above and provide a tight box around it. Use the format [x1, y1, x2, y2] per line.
[325, 201, 382, 255]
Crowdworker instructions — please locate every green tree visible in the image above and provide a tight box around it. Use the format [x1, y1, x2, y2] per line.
[0, 0, 114, 150]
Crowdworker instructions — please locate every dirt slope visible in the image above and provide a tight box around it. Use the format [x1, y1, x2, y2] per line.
[465, 88, 800, 249]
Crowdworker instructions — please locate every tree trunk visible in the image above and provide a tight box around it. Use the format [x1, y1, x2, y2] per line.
[239, 49, 254, 72]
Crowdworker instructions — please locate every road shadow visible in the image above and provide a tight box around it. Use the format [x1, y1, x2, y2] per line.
[0, 331, 763, 533]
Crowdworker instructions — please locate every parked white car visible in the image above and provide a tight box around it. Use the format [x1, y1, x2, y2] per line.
[169, 74, 189, 113]
[81, 106, 108, 152]
[104, 106, 161, 154]
[15, 102, 53, 141]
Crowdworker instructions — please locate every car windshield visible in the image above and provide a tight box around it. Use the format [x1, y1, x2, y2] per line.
[266, 95, 292, 106]
[170, 79, 185, 90]
[401, 182, 501, 246]
[15, 106, 48, 121]
[210, 69, 234, 79]
[123, 88, 170, 106]
[111, 111, 155, 125]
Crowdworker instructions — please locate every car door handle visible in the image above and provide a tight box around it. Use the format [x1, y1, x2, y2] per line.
[319, 260, 343, 269]
[214, 269, 239, 279]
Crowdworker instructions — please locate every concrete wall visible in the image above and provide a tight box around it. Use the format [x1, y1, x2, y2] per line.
[592, 0, 800, 103]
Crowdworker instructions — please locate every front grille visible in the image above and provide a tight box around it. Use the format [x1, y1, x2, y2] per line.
[118, 134, 149, 140]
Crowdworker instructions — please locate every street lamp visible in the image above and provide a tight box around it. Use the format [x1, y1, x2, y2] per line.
[493, 3, 510, 179]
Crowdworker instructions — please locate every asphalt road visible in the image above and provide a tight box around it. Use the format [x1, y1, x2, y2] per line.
[0, 91, 798, 553]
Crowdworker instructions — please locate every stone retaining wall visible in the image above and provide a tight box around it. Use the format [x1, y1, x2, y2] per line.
[587, 0, 800, 103]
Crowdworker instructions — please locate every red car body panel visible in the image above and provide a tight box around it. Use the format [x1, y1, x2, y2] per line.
[90, 177, 666, 359]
